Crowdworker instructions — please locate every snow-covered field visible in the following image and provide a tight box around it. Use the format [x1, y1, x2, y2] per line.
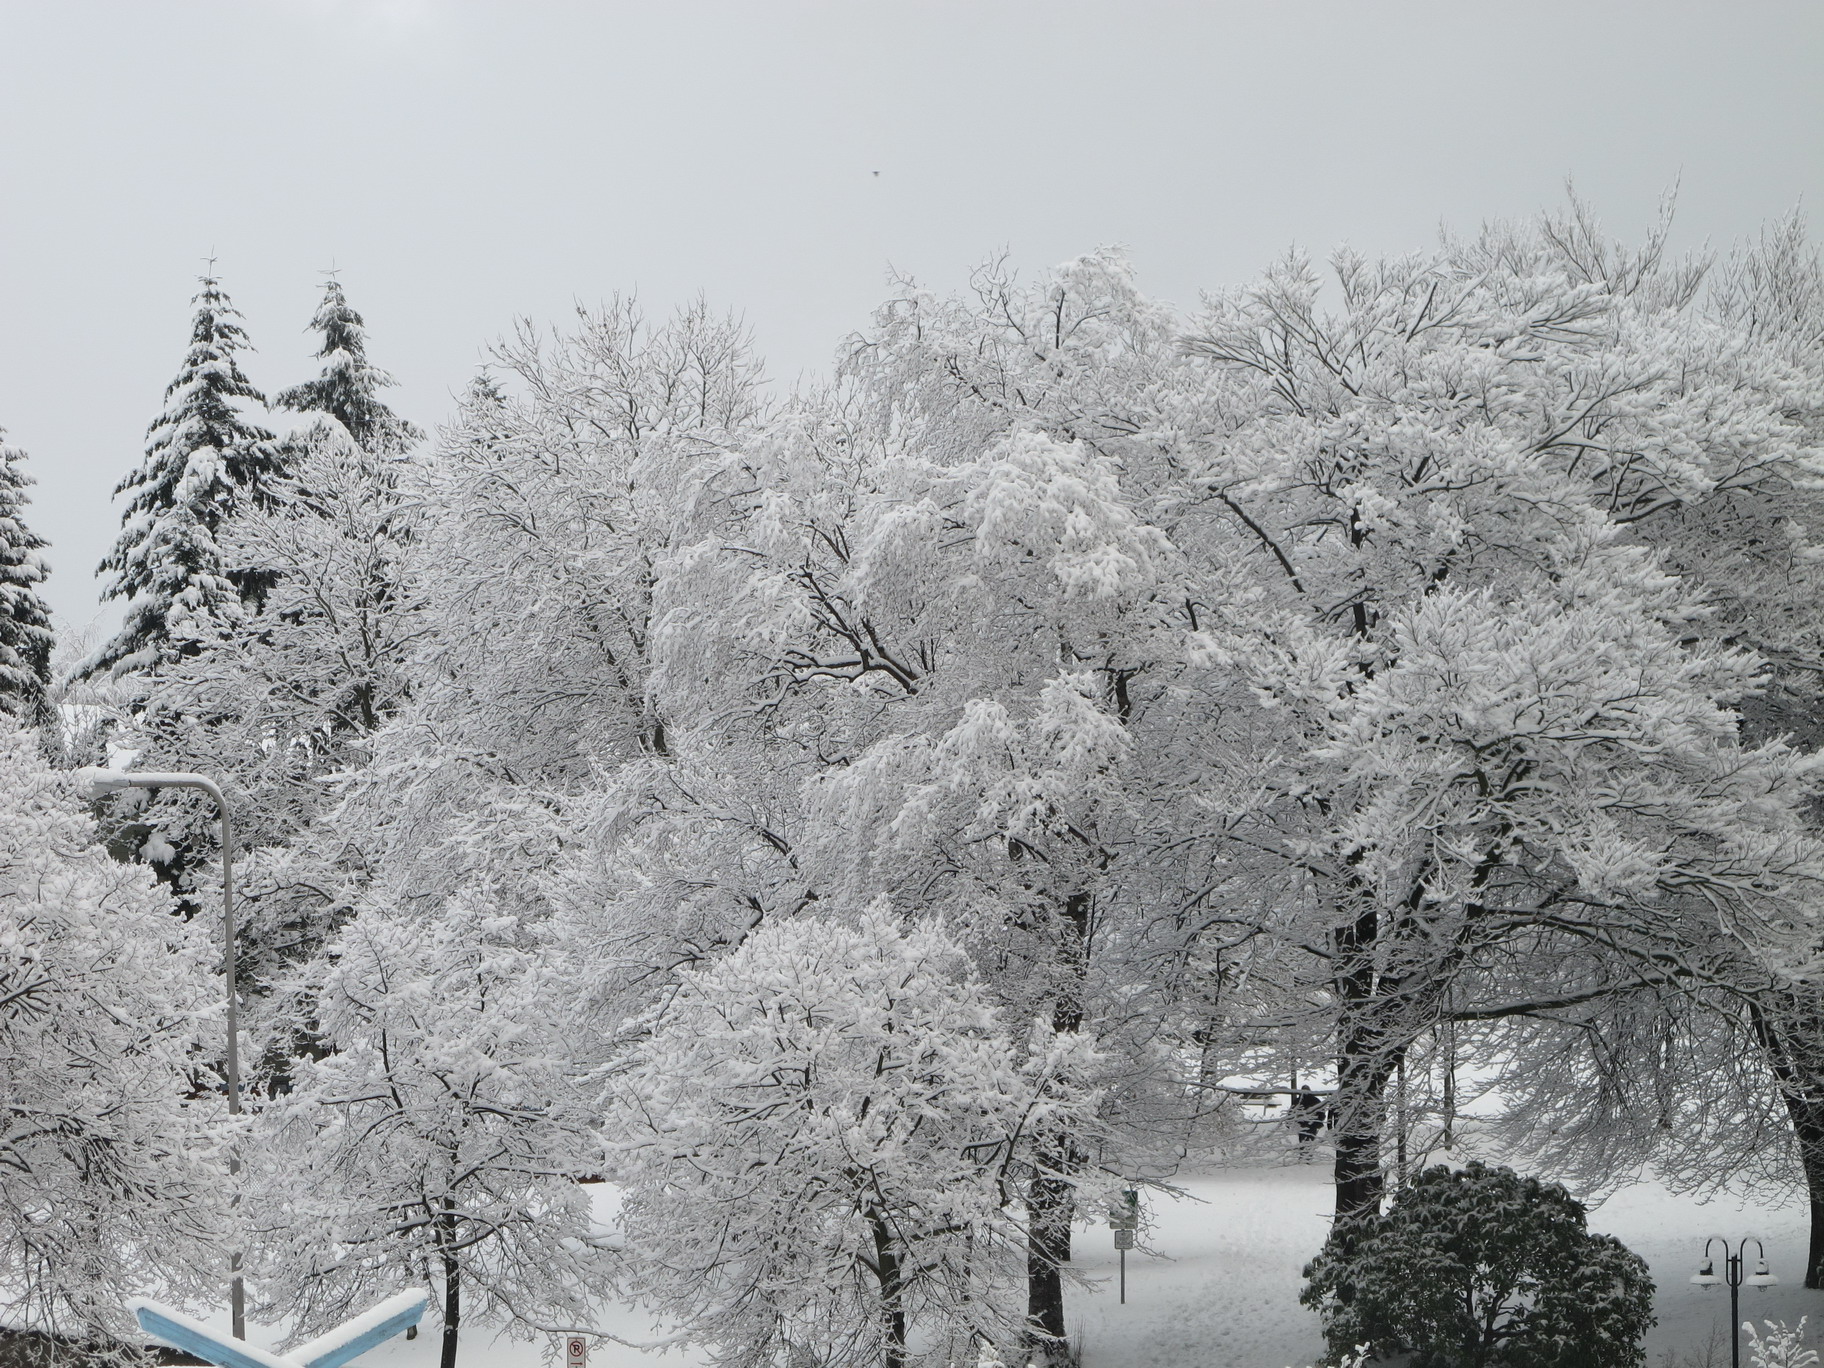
[1071, 1163, 1817, 1368]
[184, 1157, 1820, 1368]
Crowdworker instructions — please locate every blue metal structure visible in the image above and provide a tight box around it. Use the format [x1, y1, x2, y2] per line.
[129, 1291, 429, 1368]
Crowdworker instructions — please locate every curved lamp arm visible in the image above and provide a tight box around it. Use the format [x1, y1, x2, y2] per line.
[75, 767, 225, 805]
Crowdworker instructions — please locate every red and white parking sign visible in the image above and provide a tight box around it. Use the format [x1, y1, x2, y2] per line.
[564, 1336, 588, 1367]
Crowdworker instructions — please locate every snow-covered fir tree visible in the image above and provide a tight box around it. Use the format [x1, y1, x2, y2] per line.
[0, 724, 224, 1342]
[274, 276, 423, 456]
[129, 416, 426, 983]
[0, 429, 53, 729]
[123, 276, 424, 979]
[86, 271, 278, 679]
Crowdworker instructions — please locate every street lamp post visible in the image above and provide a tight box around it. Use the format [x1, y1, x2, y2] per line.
[75, 769, 245, 1340]
[1690, 1235, 1779, 1368]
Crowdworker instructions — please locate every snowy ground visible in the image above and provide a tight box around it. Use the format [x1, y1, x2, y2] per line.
[174, 1158, 1821, 1368]
[1070, 1161, 1818, 1368]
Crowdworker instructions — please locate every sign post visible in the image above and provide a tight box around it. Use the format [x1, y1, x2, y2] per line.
[1109, 1187, 1141, 1304]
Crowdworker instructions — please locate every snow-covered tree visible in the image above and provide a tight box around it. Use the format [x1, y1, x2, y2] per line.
[1747, 1320, 1819, 1368]
[1696, 214, 1824, 1288]
[1378, 205, 1824, 1280]
[793, 659, 1162, 1355]
[120, 278, 425, 977]
[128, 416, 425, 983]
[0, 724, 223, 1341]
[254, 897, 600, 1368]
[1301, 1162, 1655, 1368]
[601, 903, 1104, 1368]
[274, 276, 423, 457]
[331, 299, 767, 942]
[158, 208, 1821, 1365]
[1172, 219, 1824, 1226]
[231, 300, 768, 1368]
[0, 429, 53, 729]
[87, 272, 279, 679]
[643, 255, 1246, 1357]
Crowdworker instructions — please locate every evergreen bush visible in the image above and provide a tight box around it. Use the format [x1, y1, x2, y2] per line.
[1300, 1161, 1654, 1368]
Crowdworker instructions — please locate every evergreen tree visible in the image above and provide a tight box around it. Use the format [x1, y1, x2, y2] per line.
[122, 280, 423, 987]
[274, 276, 422, 455]
[140, 416, 426, 982]
[86, 271, 278, 679]
[1301, 1163, 1655, 1368]
[0, 429, 53, 728]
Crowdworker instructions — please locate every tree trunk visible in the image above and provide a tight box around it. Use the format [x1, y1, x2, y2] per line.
[1330, 894, 1397, 1228]
[1807, 1150, 1824, 1293]
[438, 1202, 462, 1368]
[1025, 1147, 1073, 1363]
[1331, 1028, 1394, 1226]
[868, 1210, 908, 1368]
[1440, 1017, 1456, 1151]
[1025, 888, 1092, 1365]
[1753, 995, 1824, 1288]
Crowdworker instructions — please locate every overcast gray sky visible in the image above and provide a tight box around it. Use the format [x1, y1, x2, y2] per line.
[3, 1, 1820, 634]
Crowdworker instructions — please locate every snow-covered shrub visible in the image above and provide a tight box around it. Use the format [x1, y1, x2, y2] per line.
[0, 724, 222, 1340]
[1748, 1320, 1819, 1368]
[1300, 1161, 1654, 1367]
[602, 902, 1105, 1368]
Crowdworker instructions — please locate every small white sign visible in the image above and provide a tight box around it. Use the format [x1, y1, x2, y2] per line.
[564, 1336, 588, 1368]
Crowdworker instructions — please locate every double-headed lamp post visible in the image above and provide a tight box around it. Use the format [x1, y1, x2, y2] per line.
[75, 768, 245, 1341]
[1690, 1235, 1779, 1368]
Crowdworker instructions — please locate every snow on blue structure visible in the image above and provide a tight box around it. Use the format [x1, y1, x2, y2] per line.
[288, 1291, 430, 1368]
[128, 1290, 429, 1368]
[126, 1301, 295, 1368]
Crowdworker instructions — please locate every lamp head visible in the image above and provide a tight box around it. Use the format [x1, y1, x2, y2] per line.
[1690, 1258, 1719, 1287]
[74, 767, 136, 798]
[1746, 1258, 1779, 1289]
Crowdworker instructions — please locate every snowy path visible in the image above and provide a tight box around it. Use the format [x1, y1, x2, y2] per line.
[189, 1162, 1822, 1368]
[1070, 1165, 1332, 1368]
